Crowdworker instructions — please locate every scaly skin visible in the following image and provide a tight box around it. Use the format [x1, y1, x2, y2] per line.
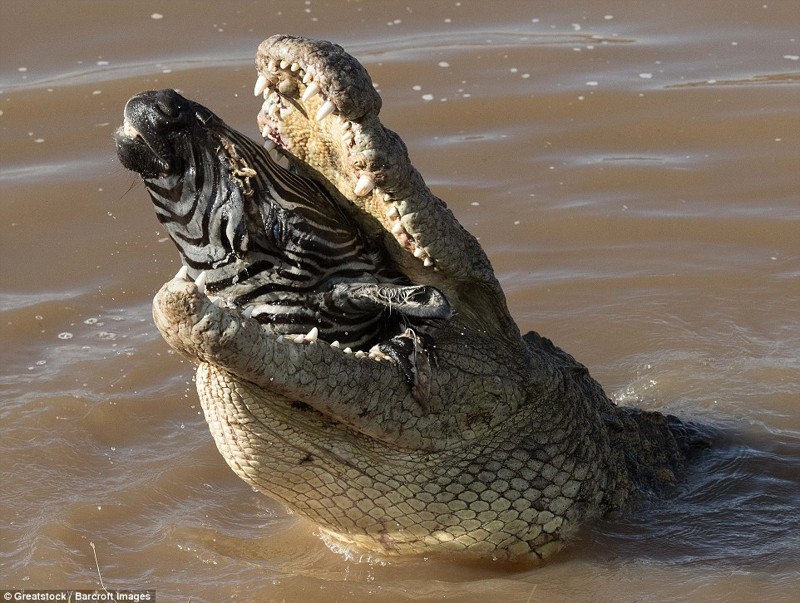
[147, 35, 701, 562]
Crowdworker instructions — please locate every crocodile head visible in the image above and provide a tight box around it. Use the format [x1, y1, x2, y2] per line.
[115, 35, 696, 562]
[116, 87, 452, 354]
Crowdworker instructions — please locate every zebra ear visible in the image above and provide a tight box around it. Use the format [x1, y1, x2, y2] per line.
[330, 283, 452, 320]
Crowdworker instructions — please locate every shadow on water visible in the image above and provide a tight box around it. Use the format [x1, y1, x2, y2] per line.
[580, 421, 800, 572]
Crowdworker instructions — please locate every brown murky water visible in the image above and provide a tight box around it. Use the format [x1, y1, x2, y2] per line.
[2, 1, 798, 601]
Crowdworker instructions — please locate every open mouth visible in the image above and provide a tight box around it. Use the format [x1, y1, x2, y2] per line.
[114, 34, 602, 562]
[115, 34, 524, 430]
[247, 36, 519, 336]
[113, 35, 703, 563]
[114, 44, 474, 404]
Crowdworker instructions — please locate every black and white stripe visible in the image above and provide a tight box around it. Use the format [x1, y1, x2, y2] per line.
[141, 97, 408, 349]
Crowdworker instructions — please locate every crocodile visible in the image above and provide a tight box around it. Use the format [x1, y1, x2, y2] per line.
[115, 35, 706, 563]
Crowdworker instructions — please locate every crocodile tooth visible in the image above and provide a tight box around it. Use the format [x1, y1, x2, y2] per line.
[355, 351, 367, 359]
[315, 100, 336, 121]
[391, 221, 405, 235]
[290, 62, 300, 72]
[413, 246, 427, 258]
[302, 72, 313, 84]
[369, 350, 387, 361]
[386, 205, 399, 219]
[331, 340, 341, 348]
[305, 326, 319, 343]
[302, 81, 321, 102]
[276, 335, 285, 343]
[341, 120, 352, 131]
[354, 174, 375, 197]
[254, 74, 268, 97]
[423, 257, 434, 267]
[293, 333, 306, 343]
[267, 59, 277, 73]
[194, 271, 208, 292]
[342, 130, 355, 145]
[243, 306, 254, 318]
[175, 265, 189, 281]
[343, 347, 353, 354]
[280, 59, 289, 69]
[260, 124, 271, 138]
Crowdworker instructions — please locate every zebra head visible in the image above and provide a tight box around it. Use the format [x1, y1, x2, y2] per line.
[116, 89, 451, 352]
[116, 89, 256, 271]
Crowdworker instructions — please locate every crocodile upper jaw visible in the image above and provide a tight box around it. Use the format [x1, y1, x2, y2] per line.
[253, 35, 523, 348]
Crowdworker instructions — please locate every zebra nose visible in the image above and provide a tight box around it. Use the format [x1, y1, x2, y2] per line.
[155, 89, 182, 119]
